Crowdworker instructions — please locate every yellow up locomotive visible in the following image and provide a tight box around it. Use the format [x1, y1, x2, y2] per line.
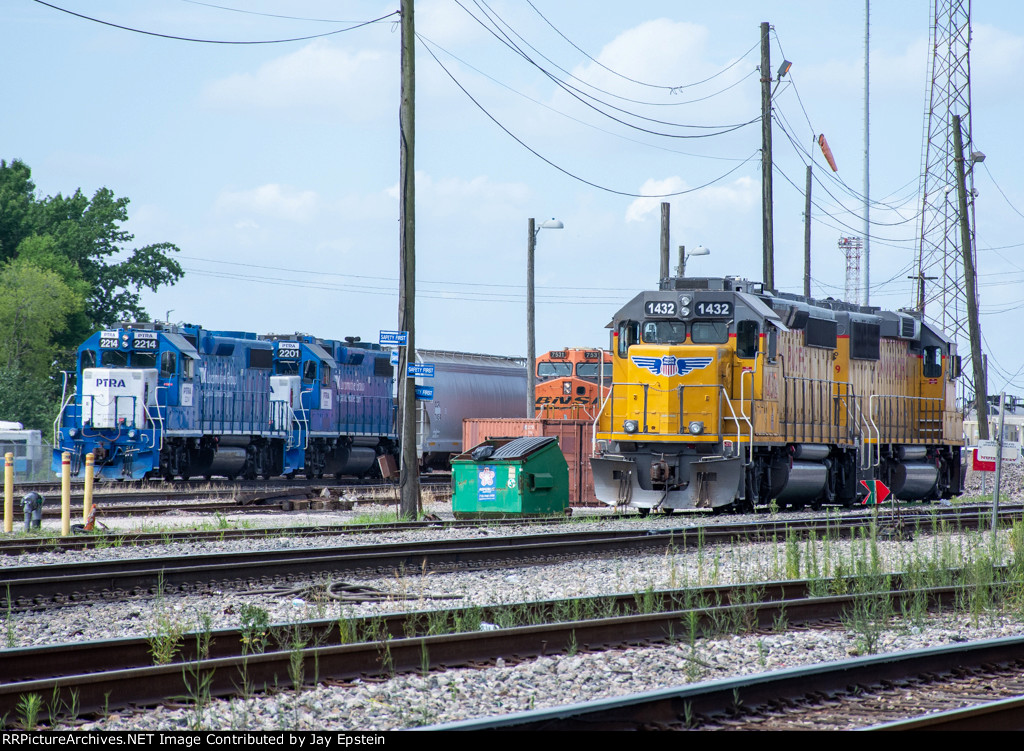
[591, 276, 963, 513]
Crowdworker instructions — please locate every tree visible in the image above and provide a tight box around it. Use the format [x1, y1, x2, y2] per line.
[0, 159, 184, 330]
[0, 258, 83, 377]
[0, 159, 183, 429]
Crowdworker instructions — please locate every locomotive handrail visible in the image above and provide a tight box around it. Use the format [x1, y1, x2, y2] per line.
[147, 386, 168, 452]
[738, 356, 759, 467]
[867, 393, 948, 465]
[52, 371, 74, 447]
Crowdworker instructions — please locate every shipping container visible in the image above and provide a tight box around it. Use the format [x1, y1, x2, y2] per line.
[462, 418, 599, 506]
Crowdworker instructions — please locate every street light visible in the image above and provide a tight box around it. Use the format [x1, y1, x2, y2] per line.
[679, 245, 710, 276]
[527, 217, 564, 416]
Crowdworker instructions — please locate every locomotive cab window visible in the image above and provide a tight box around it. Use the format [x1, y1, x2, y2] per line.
[923, 346, 943, 378]
[103, 350, 128, 367]
[133, 352, 157, 368]
[80, 350, 96, 371]
[303, 360, 317, 384]
[275, 360, 298, 376]
[538, 362, 572, 378]
[736, 321, 759, 359]
[182, 357, 194, 381]
[642, 320, 686, 344]
[321, 364, 332, 387]
[617, 320, 639, 358]
[691, 321, 729, 344]
[160, 352, 177, 378]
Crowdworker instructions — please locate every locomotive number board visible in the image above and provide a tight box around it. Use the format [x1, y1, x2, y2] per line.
[693, 301, 733, 317]
[644, 301, 677, 317]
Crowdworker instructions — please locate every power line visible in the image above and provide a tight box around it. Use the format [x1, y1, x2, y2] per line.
[419, 34, 762, 198]
[417, 33, 753, 163]
[526, 0, 764, 93]
[33, 0, 397, 44]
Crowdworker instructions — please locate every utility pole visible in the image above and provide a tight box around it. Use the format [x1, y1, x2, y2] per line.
[760, 21, 775, 291]
[803, 165, 812, 297]
[660, 202, 670, 282]
[527, 218, 536, 415]
[863, 0, 871, 305]
[398, 0, 419, 518]
[953, 113, 988, 441]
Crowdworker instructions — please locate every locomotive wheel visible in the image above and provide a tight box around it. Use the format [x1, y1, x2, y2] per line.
[163, 474, 174, 482]
[204, 475, 212, 481]
[637, 507, 650, 517]
[286, 472, 296, 480]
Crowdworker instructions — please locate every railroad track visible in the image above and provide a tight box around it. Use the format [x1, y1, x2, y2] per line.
[5, 506, 1023, 608]
[2, 574, 1018, 727]
[439, 634, 1024, 731]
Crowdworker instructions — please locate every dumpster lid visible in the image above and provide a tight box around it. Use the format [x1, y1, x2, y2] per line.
[489, 435, 558, 460]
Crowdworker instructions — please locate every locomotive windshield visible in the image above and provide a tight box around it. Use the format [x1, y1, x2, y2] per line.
[642, 321, 686, 344]
[691, 321, 729, 344]
[538, 362, 572, 378]
[640, 320, 729, 345]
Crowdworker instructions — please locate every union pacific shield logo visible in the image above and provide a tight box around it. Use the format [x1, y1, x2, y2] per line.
[631, 356, 713, 377]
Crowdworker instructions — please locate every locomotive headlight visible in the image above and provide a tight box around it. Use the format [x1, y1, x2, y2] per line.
[623, 419, 639, 434]
[128, 429, 137, 439]
[679, 294, 692, 306]
[679, 306, 691, 317]
[688, 420, 704, 435]
[68, 428, 78, 438]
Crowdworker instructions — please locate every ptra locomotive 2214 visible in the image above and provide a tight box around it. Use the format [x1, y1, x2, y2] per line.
[591, 275, 963, 513]
[52, 323, 396, 481]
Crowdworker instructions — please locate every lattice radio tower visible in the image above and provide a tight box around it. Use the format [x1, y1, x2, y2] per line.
[915, 0, 978, 358]
[838, 237, 863, 304]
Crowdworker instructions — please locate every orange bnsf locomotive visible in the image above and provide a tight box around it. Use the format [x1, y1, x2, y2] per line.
[535, 348, 611, 420]
[591, 276, 963, 513]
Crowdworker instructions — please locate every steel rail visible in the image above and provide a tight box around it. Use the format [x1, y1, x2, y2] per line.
[0, 578, 1002, 726]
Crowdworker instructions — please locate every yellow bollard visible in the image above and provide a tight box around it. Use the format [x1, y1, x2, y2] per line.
[61, 451, 71, 536]
[84, 453, 95, 525]
[4, 452, 12, 533]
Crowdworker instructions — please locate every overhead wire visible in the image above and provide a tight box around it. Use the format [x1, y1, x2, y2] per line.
[453, 0, 760, 135]
[417, 33, 753, 162]
[525, 0, 764, 93]
[419, 33, 762, 198]
[33, 0, 397, 44]
[475, 0, 760, 108]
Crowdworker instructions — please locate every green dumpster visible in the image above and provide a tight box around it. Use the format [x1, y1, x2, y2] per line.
[451, 436, 569, 518]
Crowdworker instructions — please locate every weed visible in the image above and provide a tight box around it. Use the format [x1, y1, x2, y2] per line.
[566, 630, 578, 657]
[239, 604, 271, 655]
[17, 694, 42, 730]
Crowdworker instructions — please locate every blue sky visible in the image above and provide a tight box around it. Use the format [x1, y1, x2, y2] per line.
[4, 1, 1024, 392]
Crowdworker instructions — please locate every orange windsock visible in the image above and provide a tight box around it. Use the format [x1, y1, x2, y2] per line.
[818, 134, 838, 172]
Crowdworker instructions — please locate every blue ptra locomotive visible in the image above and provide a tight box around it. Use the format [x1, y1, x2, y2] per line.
[52, 323, 396, 481]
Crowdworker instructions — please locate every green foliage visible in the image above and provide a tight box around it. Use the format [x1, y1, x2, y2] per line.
[0, 159, 183, 394]
[0, 365, 60, 432]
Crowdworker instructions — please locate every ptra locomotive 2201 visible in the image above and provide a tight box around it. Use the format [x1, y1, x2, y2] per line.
[591, 275, 964, 513]
[52, 323, 396, 481]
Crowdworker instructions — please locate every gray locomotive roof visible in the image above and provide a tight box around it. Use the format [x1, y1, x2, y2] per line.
[735, 291, 790, 332]
[304, 342, 334, 364]
[162, 332, 200, 359]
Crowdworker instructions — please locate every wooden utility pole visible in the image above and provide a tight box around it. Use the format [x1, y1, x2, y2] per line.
[953, 114, 988, 441]
[660, 202, 670, 282]
[398, 0, 419, 518]
[527, 218, 537, 415]
[803, 165, 812, 297]
[760, 21, 775, 290]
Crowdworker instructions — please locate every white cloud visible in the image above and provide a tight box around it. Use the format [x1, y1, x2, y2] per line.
[215, 184, 320, 223]
[625, 175, 757, 224]
[201, 40, 391, 119]
[387, 171, 530, 218]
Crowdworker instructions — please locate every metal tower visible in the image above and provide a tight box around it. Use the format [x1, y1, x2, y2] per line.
[839, 237, 863, 304]
[915, 0, 977, 355]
